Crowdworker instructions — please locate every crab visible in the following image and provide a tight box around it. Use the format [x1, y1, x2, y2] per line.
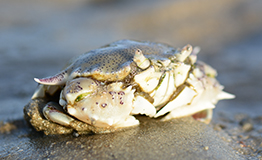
[24, 39, 234, 135]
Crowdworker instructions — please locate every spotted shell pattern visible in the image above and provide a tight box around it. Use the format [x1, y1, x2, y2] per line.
[35, 40, 177, 84]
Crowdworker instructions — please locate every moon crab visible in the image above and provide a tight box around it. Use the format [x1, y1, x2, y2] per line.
[24, 40, 234, 135]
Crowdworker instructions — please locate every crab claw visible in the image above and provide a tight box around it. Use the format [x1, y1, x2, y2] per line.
[34, 71, 69, 85]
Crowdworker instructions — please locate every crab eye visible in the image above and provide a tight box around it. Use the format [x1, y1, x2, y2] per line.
[75, 92, 91, 102]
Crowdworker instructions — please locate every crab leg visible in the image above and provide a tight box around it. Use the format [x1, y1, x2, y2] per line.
[31, 84, 61, 99]
[132, 95, 156, 117]
[134, 66, 162, 93]
[34, 71, 69, 85]
[154, 85, 197, 118]
[162, 100, 216, 121]
[150, 72, 176, 108]
[43, 102, 74, 127]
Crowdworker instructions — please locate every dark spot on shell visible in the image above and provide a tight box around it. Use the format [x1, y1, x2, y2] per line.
[120, 101, 124, 105]
[118, 91, 125, 95]
[82, 107, 85, 111]
[109, 91, 116, 95]
[67, 84, 83, 93]
[96, 102, 99, 105]
[74, 86, 82, 93]
[101, 103, 107, 108]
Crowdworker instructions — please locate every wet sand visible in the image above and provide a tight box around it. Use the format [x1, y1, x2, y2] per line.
[1, 0, 262, 159]
[1, 116, 242, 159]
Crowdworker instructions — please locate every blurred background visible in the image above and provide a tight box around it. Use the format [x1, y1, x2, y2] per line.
[0, 0, 262, 126]
[1, 0, 262, 158]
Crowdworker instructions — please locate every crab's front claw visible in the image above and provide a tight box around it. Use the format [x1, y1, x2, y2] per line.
[59, 77, 140, 129]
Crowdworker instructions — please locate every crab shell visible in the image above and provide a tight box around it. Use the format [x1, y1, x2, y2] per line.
[34, 40, 177, 84]
[32, 40, 234, 133]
